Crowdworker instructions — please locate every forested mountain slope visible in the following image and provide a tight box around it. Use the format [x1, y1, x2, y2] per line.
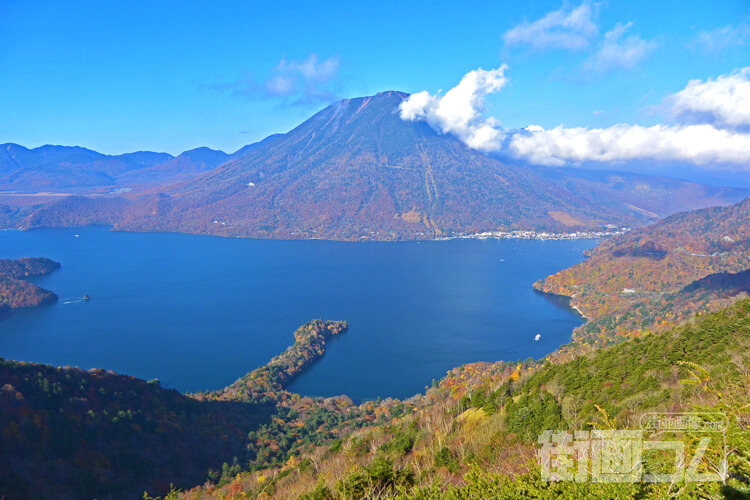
[535, 197, 750, 345]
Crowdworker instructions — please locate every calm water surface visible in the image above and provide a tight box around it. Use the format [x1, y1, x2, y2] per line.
[0, 227, 595, 401]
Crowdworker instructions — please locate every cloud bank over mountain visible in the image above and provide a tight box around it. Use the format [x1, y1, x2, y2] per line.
[508, 123, 750, 166]
[400, 66, 750, 168]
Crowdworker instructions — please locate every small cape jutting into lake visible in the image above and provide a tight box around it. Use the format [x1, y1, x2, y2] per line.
[206, 320, 349, 400]
[0, 257, 60, 311]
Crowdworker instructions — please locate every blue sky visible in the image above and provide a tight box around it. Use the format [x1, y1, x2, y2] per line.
[0, 0, 748, 157]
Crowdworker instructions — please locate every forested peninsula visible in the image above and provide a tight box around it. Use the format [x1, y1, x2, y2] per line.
[0, 257, 59, 310]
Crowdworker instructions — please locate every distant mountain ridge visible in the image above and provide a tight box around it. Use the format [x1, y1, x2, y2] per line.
[0, 140, 266, 193]
[1, 91, 749, 239]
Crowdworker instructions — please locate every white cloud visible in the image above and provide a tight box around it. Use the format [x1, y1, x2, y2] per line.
[400, 66, 750, 168]
[273, 54, 340, 85]
[265, 54, 340, 103]
[399, 66, 508, 152]
[583, 22, 656, 73]
[502, 2, 598, 51]
[666, 68, 750, 131]
[507, 123, 750, 166]
[693, 20, 750, 52]
[265, 75, 296, 97]
[214, 54, 341, 106]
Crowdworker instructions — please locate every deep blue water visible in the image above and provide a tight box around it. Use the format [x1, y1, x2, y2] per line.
[0, 227, 595, 401]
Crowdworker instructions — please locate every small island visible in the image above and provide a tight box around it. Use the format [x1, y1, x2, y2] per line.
[0, 257, 60, 310]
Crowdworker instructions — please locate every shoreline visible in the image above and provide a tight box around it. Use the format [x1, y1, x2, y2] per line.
[443, 228, 629, 241]
[2, 224, 630, 242]
[569, 304, 589, 320]
[532, 284, 589, 321]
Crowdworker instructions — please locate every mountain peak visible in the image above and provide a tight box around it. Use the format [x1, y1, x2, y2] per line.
[375, 90, 409, 99]
[326, 90, 409, 111]
[177, 147, 229, 164]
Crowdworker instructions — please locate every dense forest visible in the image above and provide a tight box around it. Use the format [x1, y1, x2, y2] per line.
[0, 257, 59, 309]
[0, 358, 277, 499]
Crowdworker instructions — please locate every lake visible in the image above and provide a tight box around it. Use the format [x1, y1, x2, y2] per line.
[0, 227, 596, 401]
